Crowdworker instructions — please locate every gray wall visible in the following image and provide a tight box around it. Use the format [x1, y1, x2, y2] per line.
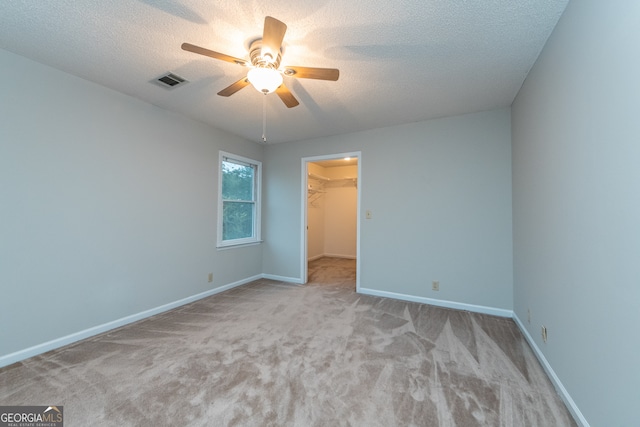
[10, 3, 634, 419]
[511, 1, 640, 425]
[264, 109, 513, 311]
[0, 49, 263, 357]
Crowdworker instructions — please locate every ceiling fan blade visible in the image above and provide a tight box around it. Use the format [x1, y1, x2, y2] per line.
[283, 66, 339, 81]
[262, 16, 287, 59]
[217, 77, 250, 97]
[181, 43, 248, 66]
[275, 84, 299, 108]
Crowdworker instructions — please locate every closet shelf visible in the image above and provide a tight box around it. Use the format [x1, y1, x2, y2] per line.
[308, 172, 330, 181]
[309, 173, 357, 183]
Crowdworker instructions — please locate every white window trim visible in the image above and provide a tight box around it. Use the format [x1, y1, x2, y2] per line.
[217, 151, 262, 248]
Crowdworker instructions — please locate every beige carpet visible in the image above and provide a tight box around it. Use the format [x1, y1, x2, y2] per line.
[1, 257, 576, 426]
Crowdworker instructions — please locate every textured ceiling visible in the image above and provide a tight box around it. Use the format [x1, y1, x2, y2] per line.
[0, 0, 569, 144]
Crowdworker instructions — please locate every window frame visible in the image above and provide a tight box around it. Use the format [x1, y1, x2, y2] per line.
[217, 151, 262, 248]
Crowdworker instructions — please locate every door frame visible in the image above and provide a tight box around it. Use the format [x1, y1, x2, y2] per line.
[301, 152, 362, 290]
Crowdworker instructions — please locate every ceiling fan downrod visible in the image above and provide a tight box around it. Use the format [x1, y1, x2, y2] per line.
[262, 94, 268, 144]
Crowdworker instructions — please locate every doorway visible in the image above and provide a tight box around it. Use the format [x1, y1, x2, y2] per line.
[301, 152, 361, 290]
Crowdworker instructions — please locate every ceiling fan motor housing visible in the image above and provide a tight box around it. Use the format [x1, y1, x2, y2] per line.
[249, 39, 282, 69]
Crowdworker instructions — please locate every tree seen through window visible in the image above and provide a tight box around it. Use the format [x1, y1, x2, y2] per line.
[221, 157, 257, 242]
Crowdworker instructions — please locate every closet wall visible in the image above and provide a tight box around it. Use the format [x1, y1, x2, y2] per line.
[307, 163, 358, 260]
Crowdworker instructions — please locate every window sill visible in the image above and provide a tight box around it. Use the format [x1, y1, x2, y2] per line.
[216, 240, 263, 250]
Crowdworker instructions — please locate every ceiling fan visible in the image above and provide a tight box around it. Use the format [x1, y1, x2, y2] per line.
[182, 16, 339, 108]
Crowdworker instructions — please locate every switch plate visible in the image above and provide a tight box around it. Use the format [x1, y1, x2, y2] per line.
[432, 281, 439, 291]
[366, 210, 372, 219]
[208, 273, 213, 283]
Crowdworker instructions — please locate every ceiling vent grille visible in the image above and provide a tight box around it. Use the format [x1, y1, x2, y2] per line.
[154, 72, 188, 89]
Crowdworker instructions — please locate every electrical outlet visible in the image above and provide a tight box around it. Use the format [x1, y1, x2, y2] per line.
[208, 273, 213, 283]
[432, 281, 439, 291]
[541, 325, 548, 343]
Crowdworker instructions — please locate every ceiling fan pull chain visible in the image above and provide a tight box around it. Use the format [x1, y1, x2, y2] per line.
[262, 94, 267, 143]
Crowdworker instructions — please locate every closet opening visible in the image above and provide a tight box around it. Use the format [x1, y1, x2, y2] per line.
[301, 153, 361, 291]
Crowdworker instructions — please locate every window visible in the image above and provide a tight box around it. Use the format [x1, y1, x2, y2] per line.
[217, 151, 262, 247]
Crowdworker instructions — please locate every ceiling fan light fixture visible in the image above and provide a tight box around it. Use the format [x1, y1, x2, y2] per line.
[247, 67, 283, 94]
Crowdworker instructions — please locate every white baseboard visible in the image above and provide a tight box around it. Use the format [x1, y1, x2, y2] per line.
[512, 314, 589, 427]
[0, 276, 586, 427]
[261, 274, 304, 284]
[358, 287, 513, 318]
[307, 253, 357, 262]
[323, 253, 357, 260]
[0, 275, 262, 368]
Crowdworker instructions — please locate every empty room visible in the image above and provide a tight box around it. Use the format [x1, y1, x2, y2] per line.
[1, 1, 637, 426]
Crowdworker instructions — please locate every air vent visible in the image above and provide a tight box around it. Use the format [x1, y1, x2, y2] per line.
[153, 72, 188, 89]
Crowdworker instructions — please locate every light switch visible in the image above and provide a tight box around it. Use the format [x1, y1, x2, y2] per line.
[366, 210, 372, 219]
